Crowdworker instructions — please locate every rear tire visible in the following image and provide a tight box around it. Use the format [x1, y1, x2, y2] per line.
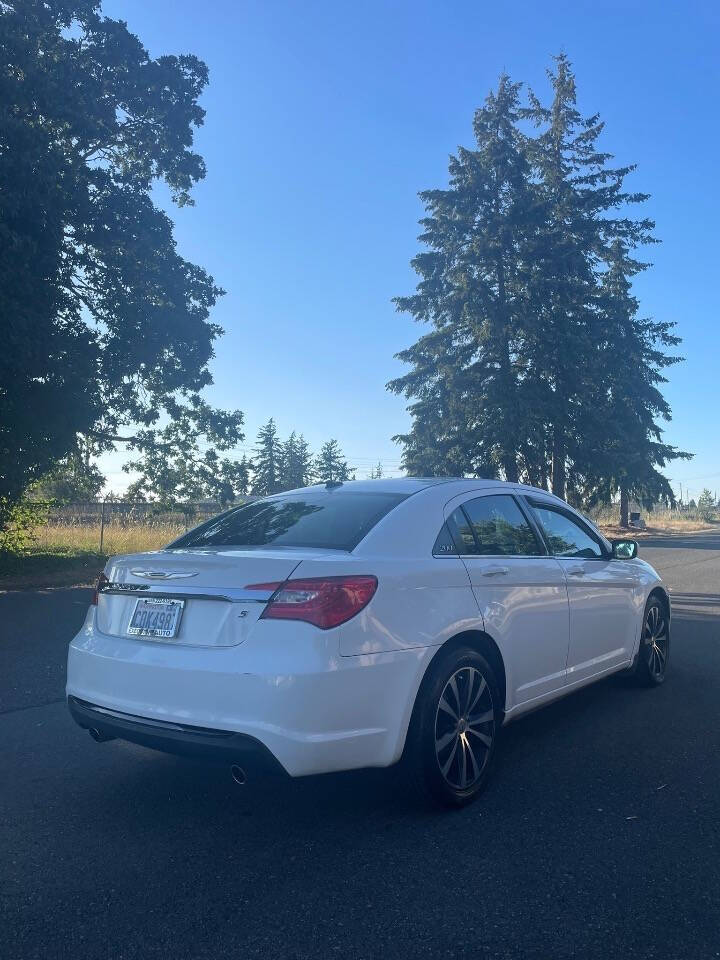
[632, 595, 670, 687]
[403, 645, 500, 808]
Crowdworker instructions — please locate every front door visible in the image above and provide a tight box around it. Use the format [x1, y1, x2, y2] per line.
[526, 499, 639, 684]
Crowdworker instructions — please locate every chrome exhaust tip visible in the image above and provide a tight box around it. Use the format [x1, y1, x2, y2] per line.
[88, 727, 115, 743]
[230, 764, 247, 786]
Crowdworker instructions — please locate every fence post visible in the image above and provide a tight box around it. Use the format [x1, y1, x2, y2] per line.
[99, 498, 107, 554]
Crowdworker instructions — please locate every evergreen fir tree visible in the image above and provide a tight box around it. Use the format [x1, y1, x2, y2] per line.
[388, 75, 542, 481]
[520, 53, 656, 497]
[390, 55, 688, 507]
[251, 419, 281, 496]
[314, 440, 354, 483]
[279, 432, 314, 490]
[580, 241, 690, 523]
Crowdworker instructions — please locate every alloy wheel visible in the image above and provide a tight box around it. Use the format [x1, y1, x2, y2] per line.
[434, 666, 495, 790]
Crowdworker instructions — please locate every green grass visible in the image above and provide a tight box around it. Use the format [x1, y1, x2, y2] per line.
[0, 545, 107, 590]
[0, 519, 187, 590]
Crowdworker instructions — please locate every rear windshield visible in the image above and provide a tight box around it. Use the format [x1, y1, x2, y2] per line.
[169, 490, 408, 552]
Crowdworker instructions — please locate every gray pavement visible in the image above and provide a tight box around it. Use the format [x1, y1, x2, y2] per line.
[1, 534, 719, 959]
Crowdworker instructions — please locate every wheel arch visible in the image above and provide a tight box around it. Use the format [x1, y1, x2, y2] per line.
[418, 630, 508, 719]
[648, 585, 671, 623]
[397, 629, 507, 766]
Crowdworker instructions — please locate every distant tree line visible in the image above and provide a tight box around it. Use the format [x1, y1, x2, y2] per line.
[389, 55, 691, 526]
[123, 419, 355, 504]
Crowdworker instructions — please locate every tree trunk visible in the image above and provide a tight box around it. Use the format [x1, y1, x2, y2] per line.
[551, 430, 566, 499]
[502, 455, 519, 484]
[619, 486, 629, 528]
[495, 257, 519, 484]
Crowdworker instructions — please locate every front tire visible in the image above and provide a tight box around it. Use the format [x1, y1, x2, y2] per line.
[403, 646, 500, 808]
[632, 595, 670, 686]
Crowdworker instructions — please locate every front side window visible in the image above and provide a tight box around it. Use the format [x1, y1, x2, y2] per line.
[461, 495, 543, 556]
[529, 502, 604, 559]
[169, 490, 408, 552]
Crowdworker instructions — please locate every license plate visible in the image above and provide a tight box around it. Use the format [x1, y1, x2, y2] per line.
[128, 597, 184, 639]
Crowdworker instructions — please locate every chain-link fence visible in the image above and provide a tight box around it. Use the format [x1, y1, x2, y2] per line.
[34, 499, 249, 555]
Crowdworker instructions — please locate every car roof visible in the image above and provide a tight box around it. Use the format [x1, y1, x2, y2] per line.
[294, 477, 486, 496]
[294, 477, 565, 499]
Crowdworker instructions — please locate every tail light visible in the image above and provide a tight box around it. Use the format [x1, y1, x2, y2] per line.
[249, 575, 378, 630]
[92, 571, 109, 605]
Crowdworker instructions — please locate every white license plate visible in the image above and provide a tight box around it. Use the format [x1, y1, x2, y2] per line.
[128, 597, 184, 639]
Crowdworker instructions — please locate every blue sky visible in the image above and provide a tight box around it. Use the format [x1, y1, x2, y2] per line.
[100, 0, 719, 501]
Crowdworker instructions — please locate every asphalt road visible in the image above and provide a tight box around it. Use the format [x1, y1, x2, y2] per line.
[2, 534, 719, 960]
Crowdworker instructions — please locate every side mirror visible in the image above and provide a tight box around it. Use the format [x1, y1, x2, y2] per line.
[612, 539, 638, 560]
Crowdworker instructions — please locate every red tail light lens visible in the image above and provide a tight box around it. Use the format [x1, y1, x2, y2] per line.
[256, 575, 378, 630]
[92, 571, 109, 605]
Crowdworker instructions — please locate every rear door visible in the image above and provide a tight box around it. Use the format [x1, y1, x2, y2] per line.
[444, 493, 570, 708]
[525, 498, 640, 682]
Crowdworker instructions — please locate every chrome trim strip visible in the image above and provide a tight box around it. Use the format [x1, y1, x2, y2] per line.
[99, 582, 275, 603]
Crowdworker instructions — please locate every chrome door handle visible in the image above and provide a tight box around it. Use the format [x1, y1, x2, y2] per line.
[481, 565, 509, 577]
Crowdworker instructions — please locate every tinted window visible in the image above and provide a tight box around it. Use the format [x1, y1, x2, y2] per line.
[433, 522, 457, 556]
[447, 507, 476, 554]
[530, 502, 604, 559]
[462, 495, 543, 556]
[170, 491, 408, 552]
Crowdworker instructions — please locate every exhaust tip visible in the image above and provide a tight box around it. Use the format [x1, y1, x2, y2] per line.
[88, 727, 115, 743]
[230, 764, 247, 786]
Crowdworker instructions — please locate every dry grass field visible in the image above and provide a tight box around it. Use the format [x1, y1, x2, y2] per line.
[593, 506, 717, 539]
[2, 505, 717, 591]
[34, 520, 187, 557]
[0, 520, 189, 590]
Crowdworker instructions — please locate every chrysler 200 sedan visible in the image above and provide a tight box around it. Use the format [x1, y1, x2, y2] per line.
[67, 478, 670, 806]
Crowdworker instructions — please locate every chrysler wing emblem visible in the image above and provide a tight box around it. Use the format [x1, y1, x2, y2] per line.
[130, 569, 199, 580]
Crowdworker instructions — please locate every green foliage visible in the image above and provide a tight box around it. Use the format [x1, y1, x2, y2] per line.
[314, 440, 354, 484]
[124, 401, 247, 507]
[0, 499, 49, 552]
[390, 55, 690, 503]
[251, 419, 282, 496]
[390, 75, 538, 483]
[577, 240, 691, 512]
[0, 1, 236, 526]
[279, 433, 314, 490]
[697, 489, 716, 520]
[30, 442, 105, 503]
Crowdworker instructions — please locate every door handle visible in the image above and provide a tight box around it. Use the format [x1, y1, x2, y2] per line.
[481, 565, 509, 577]
[567, 565, 587, 577]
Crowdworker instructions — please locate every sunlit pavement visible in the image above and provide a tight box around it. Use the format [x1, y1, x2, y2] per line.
[2, 537, 719, 960]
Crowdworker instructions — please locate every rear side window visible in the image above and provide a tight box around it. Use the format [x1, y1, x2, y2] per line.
[462, 495, 543, 556]
[448, 507, 477, 554]
[432, 511, 476, 556]
[170, 491, 408, 552]
[432, 523, 457, 556]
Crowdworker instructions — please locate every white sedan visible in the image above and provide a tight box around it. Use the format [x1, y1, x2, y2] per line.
[67, 478, 670, 806]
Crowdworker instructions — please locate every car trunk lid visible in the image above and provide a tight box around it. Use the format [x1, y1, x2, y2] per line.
[96, 547, 316, 646]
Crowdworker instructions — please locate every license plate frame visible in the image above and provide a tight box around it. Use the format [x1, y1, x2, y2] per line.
[127, 597, 185, 639]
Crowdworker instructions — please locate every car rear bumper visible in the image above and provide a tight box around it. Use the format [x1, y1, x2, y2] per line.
[66, 609, 434, 777]
[68, 696, 286, 774]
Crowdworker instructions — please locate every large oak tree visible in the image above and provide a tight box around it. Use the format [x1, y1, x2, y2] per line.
[0, 0, 242, 525]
